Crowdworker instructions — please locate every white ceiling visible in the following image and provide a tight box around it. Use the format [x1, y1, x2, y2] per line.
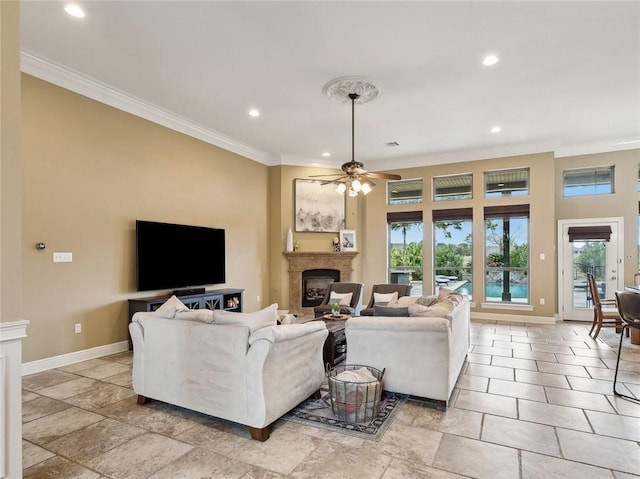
[19, 1, 640, 172]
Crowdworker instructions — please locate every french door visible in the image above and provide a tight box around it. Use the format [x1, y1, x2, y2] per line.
[558, 218, 623, 321]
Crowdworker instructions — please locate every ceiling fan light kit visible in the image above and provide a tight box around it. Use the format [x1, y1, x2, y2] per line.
[311, 77, 401, 197]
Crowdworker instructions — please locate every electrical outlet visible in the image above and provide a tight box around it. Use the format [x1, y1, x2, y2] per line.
[256, 295, 260, 302]
[539, 298, 545, 305]
[74, 323, 82, 333]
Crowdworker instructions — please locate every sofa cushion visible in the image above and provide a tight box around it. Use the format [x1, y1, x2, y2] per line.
[374, 305, 410, 317]
[373, 291, 398, 306]
[415, 295, 439, 307]
[174, 309, 215, 323]
[215, 303, 278, 333]
[330, 291, 353, 306]
[154, 295, 189, 318]
[408, 302, 454, 319]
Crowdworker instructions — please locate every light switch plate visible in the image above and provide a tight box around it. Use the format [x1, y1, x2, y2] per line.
[53, 252, 73, 263]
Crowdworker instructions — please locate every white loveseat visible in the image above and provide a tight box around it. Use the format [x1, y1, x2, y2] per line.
[345, 293, 470, 410]
[129, 303, 328, 441]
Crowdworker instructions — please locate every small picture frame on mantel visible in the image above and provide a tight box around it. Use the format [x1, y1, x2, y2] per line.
[339, 230, 357, 251]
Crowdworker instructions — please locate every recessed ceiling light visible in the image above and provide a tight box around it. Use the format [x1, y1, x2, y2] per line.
[322, 152, 331, 157]
[64, 4, 85, 18]
[248, 109, 260, 118]
[483, 54, 499, 66]
[490, 126, 502, 133]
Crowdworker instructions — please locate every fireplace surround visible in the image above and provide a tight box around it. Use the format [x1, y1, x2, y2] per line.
[283, 251, 358, 315]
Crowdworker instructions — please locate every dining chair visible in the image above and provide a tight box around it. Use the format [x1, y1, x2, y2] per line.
[613, 291, 640, 402]
[587, 273, 622, 339]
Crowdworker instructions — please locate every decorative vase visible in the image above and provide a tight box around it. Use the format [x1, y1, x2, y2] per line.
[286, 228, 294, 252]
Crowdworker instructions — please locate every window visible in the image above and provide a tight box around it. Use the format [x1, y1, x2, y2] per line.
[388, 211, 423, 296]
[388, 179, 423, 205]
[485, 168, 529, 198]
[563, 166, 614, 197]
[484, 205, 529, 303]
[433, 174, 472, 201]
[433, 208, 473, 298]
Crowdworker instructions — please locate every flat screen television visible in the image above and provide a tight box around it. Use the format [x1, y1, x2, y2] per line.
[136, 220, 226, 292]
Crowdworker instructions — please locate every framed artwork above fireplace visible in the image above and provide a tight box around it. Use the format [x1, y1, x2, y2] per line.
[294, 179, 345, 233]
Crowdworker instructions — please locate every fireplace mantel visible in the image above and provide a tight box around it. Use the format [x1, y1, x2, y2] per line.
[284, 251, 358, 315]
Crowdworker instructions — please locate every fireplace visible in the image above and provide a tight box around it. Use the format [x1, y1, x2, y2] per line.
[283, 251, 358, 315]
[302, 269, 340, 307]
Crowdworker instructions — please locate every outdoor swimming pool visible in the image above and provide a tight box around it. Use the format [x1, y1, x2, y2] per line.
[454, 282, 528, 299]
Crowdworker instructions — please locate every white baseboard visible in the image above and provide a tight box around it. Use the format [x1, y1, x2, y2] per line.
[22, 341, 130, 376]
[471, 311, 557, 325]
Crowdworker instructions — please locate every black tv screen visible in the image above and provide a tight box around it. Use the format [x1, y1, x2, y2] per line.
[136, 220, 226, 292]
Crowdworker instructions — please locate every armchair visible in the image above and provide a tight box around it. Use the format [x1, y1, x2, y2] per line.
[360, 284, 412, 316]
[313, 282, 364, 318]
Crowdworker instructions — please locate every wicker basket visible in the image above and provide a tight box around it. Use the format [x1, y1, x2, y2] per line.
[327, 364, 385, 423]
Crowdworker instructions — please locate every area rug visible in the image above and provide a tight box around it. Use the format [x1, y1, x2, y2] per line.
[282, 390, 407, 441]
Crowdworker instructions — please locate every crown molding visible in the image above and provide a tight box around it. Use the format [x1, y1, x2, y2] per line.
[554, 138, 640, 158]
[20, 52, 638, 170]
[365, 140, 560, 172]
[20, 51, 276, 165]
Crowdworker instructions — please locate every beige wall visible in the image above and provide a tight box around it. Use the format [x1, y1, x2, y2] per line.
[555, 149, 640, 285]
[21, 75, 270, 362]
[362, 153, 557, 318]
[1, 0, 23, 325]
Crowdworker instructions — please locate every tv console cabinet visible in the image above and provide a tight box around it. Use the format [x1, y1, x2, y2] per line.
[128, 288, 244, 323]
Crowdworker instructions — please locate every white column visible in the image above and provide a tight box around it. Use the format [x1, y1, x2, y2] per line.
[0, 321, 28, 479]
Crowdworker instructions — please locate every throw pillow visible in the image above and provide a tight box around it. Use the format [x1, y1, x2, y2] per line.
[214, 303, 278, 333]
[154, 295, 189, 318]
[415, 295, 439, 307]
[374, 305, 410, 317]
[388, 295, 419, 307]
[437, 287, 464, 306]
[373, 291, 398, 306]
[330, 291, 353, 307]
[174, 310, 214, 323]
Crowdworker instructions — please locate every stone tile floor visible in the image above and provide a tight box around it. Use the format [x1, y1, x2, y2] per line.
[22, 320, 640, 478]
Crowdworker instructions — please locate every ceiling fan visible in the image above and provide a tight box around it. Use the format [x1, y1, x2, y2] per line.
[311, 86, 401, 196]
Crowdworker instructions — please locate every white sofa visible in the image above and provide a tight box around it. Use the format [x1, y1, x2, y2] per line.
[129, 309, 328, 441]
[345, 294, 470, 410]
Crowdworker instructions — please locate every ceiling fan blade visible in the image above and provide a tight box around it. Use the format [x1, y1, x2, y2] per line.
[309, 173, 343, 178]
[319, 176, 349, 185]
[366, 172, 402, 180]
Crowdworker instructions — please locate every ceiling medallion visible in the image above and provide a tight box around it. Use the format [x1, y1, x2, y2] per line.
[322, 76, 382, 105]
[310, 77, 399, 197]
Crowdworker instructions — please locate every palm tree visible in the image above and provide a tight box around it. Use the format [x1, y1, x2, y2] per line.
[390, 222, 414, 266]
